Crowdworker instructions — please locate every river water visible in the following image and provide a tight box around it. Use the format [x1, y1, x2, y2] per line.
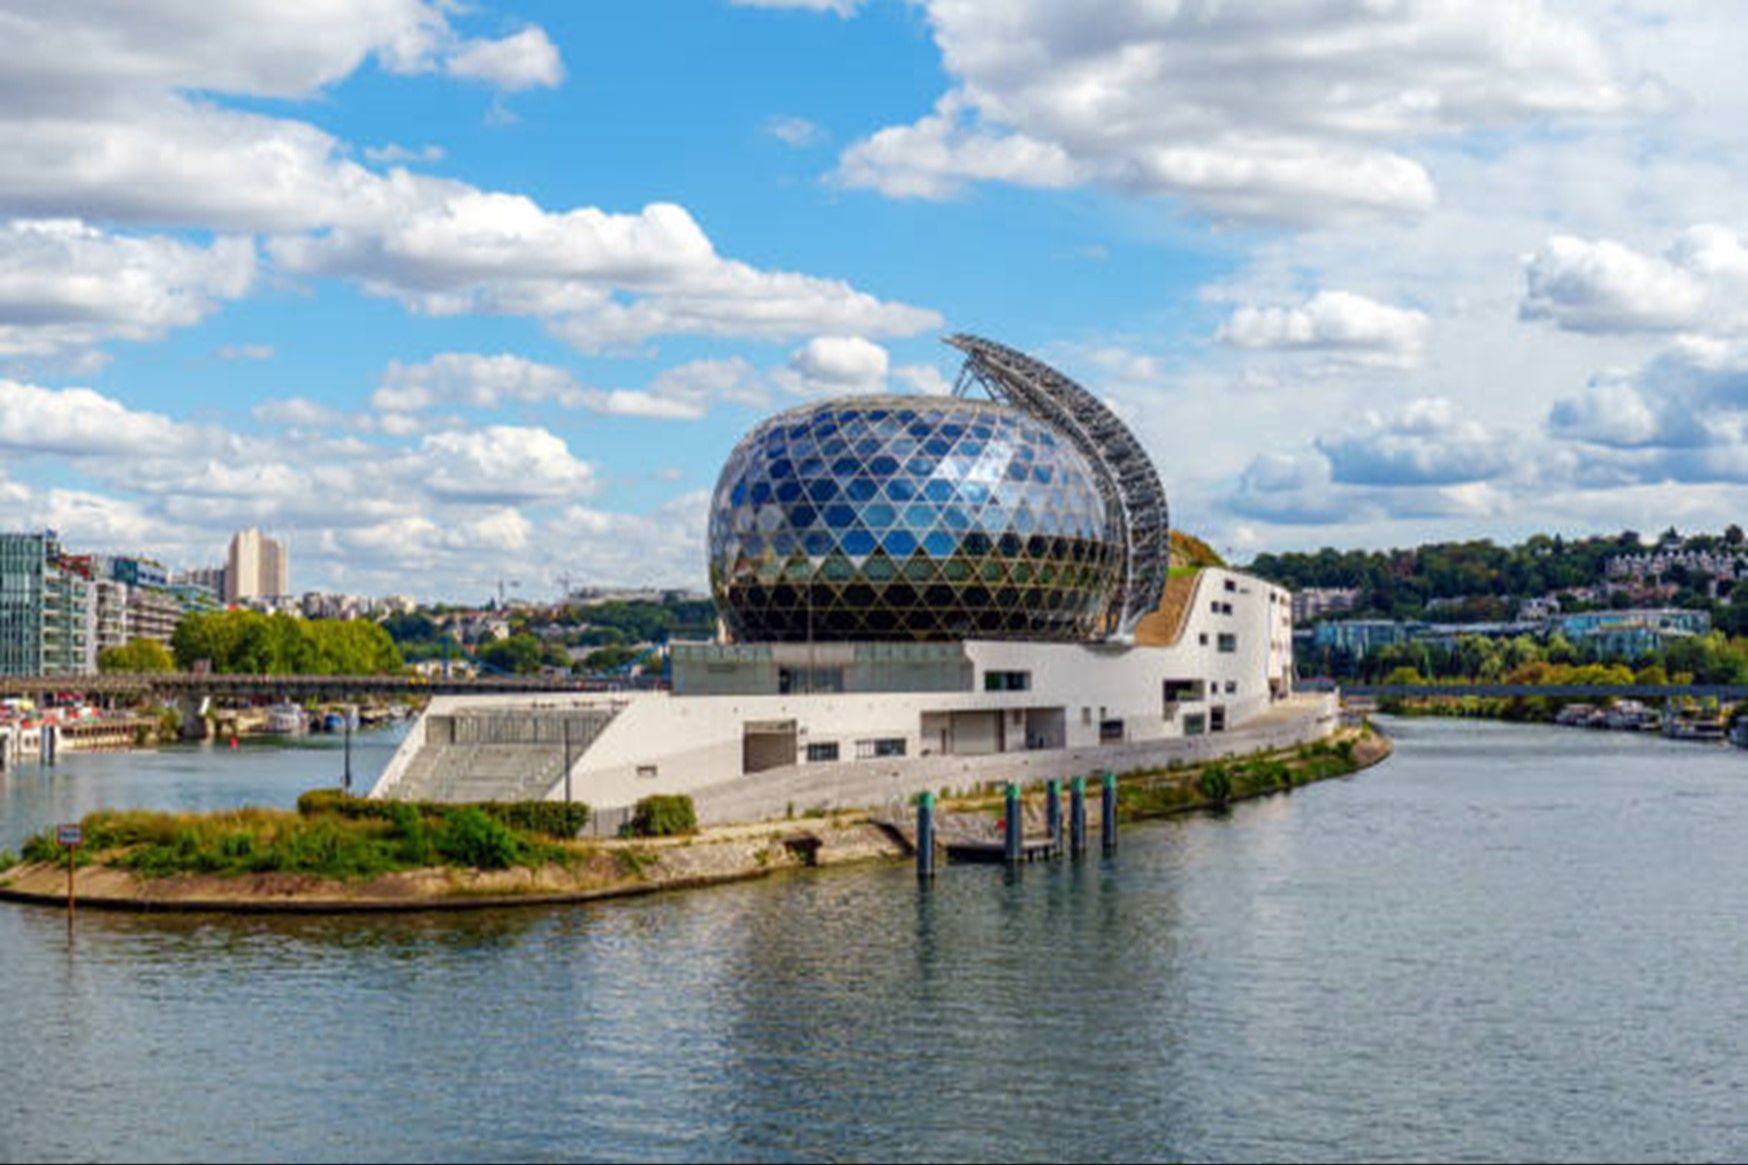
[5, 717, 1748, 1162]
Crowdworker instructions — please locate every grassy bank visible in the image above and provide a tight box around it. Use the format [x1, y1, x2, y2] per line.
[4, 795, 595, 882]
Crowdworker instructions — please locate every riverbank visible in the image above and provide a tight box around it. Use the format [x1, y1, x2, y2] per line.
[0, 725, 1389, 913]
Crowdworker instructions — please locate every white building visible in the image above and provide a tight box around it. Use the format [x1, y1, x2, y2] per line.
[225, 528, 288, 602]
[371, 336, 1330, 825]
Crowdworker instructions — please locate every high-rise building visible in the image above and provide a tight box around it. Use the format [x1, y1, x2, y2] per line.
[0, 531, 90, 675]
[225, 528, 288, 602]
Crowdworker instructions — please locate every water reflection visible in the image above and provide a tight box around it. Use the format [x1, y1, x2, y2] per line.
[9, 719, 1748, 1161]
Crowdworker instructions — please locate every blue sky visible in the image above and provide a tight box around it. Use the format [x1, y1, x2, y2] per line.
[4, 0, 1748, 599]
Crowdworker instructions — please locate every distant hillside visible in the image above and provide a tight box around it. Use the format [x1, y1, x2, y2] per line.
[1244, 526, 1748, 627]
[1169, 529, 1225, 570]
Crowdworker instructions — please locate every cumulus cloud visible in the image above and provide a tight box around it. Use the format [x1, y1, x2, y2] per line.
[0, 379, 213, 457]
[374, 352, 579, 412]
[0, 2, 936, 353]
[1318, 397, 1516, 486]
[370, 352, 776, 422]
[442, 26, 564, 91]
[0, 220, 254, 359]
[833, 0, 1650, 222]
[1521, 226, 1748, 335]
[780, 335, 890, 394]
[417, 425, 597, 504]
[1217, 290, 1429, 366]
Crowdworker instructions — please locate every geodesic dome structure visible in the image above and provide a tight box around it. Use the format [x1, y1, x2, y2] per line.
[708, 395, 1123, 642]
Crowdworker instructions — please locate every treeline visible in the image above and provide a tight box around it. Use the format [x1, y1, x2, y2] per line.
[1248, 527, 1748, 620]
[1335, 630, 1748, 686]
[172, 610, 403, 675]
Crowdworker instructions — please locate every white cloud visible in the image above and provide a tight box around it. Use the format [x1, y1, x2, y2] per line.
[894, 363, 953, 396]
[270, 186, 940, 350]
[442, 26, 563, 91]
[417, 425, 597, 504]
[363, 142, 445, 165]
[0, 379, 212, 457]
[837, 92, 1084, 201]
[834, 0, 1650, 222]
[1217, 290, 1429, 366]
[0, 3, 935, 354]
[1318, 397, 1516, 486]
[763, 115, 827, 148]
[1521, 226, 1748, 335]
[374, 352, 579, 412]
[0, 220, 254, 359]
[782, 335, 889, 393]
[252, 397, 348, 429]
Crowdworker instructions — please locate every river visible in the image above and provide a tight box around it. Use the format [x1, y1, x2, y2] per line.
[4, 718, 1748, 1162]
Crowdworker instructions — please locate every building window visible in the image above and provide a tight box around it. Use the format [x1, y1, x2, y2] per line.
[1221, 602, 1234, 615]
[1210, 600, 1220, 613]
[1199, 632, 1208, 646]
[805, 742, 840, 762]
[1164, 679, 1202, 703]
[1081, 706, 1091, 725]
[1099, 719, 1124, 743]
[1217, 633, 1237, 653]
[1224, 578, 1237, 592]
[1224, 680, 1236, 694]
[1184, 713, 1206, 736]
[636, 764, 658, 779]
[983, 670, 1031, 692]
[856, 737, 906, 759]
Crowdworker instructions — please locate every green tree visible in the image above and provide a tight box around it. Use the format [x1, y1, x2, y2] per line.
[477, 633, 544, 674]
[97, 639, 175, 673]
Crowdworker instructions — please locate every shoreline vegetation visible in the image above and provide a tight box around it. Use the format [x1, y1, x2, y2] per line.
[0, 726, 1388, 914]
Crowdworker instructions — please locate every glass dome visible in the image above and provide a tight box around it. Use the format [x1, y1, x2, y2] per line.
[708, 395, 1123, 642]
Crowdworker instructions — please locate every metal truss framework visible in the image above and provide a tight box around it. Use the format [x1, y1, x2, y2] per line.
[946, 333, 1170, 637]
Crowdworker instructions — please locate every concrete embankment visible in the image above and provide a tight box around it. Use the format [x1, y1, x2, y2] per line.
[0, 725, 1392, 915]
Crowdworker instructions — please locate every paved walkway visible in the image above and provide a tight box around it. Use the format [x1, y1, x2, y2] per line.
[692, 694, 1338, 826]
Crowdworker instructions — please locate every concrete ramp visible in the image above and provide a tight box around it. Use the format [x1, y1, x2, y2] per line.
[383, 708, 620, 803]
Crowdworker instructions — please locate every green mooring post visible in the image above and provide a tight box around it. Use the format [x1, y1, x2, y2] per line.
[1070, 776, 1087, 858]
[1004, 783, 1022, 865]
[916, 792, 936, 882]
[1045, 778, 1062, 856]
[1101, 770, 1117, 856]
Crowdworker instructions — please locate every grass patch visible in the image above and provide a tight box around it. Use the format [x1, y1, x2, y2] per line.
[16, 797, 584, 882]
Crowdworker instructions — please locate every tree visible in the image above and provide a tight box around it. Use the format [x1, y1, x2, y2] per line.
[97, 639, 174, 673]
[477, 633, 544, 674]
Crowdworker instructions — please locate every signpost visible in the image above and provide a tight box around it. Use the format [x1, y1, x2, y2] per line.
[57, 822, 81, 917]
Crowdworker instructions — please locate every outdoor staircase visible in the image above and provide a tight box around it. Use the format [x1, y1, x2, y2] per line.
[385, 707, 621, 803]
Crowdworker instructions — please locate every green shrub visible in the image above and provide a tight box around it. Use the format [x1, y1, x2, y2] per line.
[619, 794, 697, 838]
[436, 807, 524, 870]
[482, 801, 590, 839]
[297, 790, 588, 838]
[1197, 764, 1232, 806]
[0, 848, 14, 872]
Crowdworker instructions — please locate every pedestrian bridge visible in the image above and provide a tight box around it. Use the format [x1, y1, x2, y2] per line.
[0, 672, 656, 700]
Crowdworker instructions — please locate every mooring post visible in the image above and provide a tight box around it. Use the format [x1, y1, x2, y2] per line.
[1045, 778, 1062, 857]
[1070, 775, 1087, 858]
[1101, 770, 1117, 856]
[916, 791, 936, 882]
[1004, 782, 1022, 865]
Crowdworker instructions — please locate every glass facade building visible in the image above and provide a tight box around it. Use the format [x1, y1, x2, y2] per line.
[0, 531, 89, 675]
[709, 396, 1123, 642]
